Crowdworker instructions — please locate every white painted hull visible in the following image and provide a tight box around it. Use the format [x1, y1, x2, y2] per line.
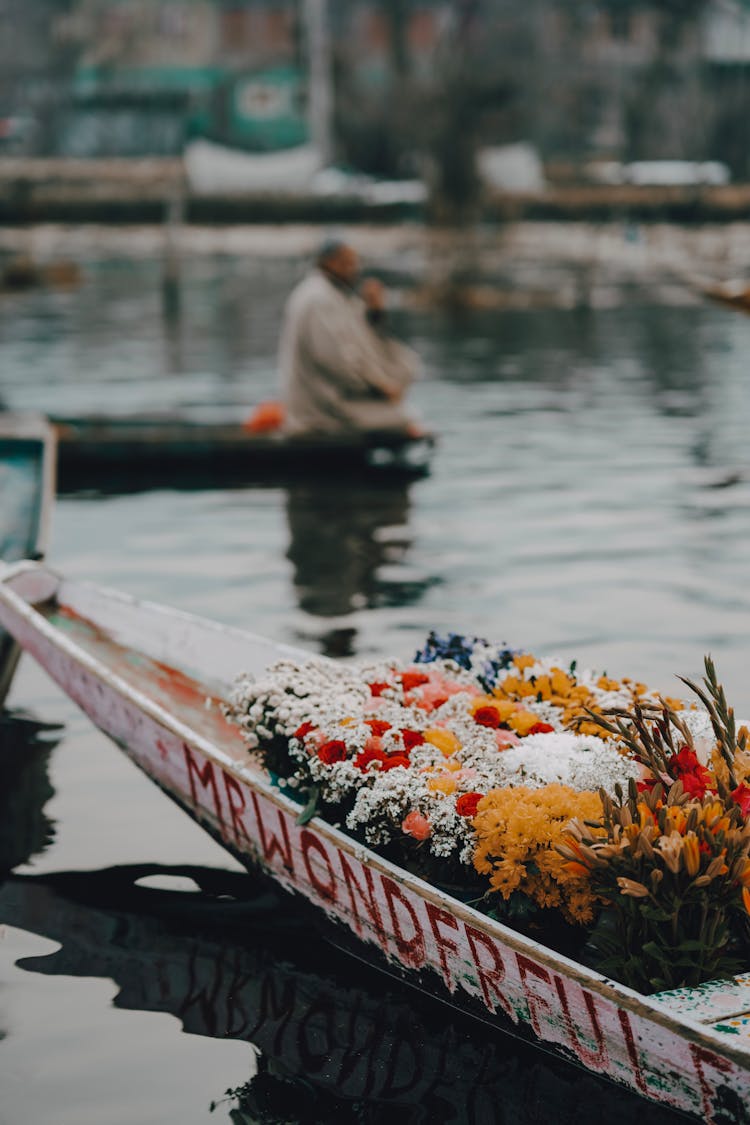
[0, 562, 748, 1122]
[185, 138, 321, 195]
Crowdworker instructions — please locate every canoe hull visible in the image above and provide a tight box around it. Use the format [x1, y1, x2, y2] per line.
[0, 567, 748, 1123]
[0, 415, 56, 704]
[51, 416, 434, 492]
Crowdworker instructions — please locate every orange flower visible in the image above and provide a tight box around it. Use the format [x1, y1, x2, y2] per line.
[683, 834, 701, 877]
[424, 728, 461, 757]
[743, 886, 750, 916]
[427, 774, 458, 796]
[508, 709, 543, 737]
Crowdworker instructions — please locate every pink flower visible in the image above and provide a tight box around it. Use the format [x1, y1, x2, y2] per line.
[495, 730, 520, 750]
[402, 810, 431, 841]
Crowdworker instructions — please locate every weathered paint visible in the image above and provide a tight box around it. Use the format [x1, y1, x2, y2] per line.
[1, 566, 749, 1124]
[653, 975, 750, 1025]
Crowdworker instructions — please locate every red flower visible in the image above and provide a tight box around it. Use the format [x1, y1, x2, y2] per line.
[528, 722, 555, 735]
[382, 753, 411, 771]
[673, 746, 702, 772]
[400, 671, 430, 692]
[732, 782, 750, 817]
[293, 721, 315, 740]
[318, 740, 348, 765]
[365, 719, 392, 736]
[456, 792, 484, 818]
[681, 771, 711, 799]
[474, 706, 501, 729]
[401, 728, 425, 751]
[354, 744, 389, 772]
[636, 778, 657, 794]
[670, 745, 714, 800]
[368, 682, 390, 697]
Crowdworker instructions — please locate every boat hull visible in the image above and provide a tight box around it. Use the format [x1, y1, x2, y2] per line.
[0, 566, 748, 1123]
[51, 416, 434, 492]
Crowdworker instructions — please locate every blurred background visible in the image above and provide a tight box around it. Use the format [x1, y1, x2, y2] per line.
[3, 0, 750, 208]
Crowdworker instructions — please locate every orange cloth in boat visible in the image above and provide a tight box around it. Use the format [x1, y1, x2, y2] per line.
[243, 401, 286, 433]
[278, 269, 420, 435]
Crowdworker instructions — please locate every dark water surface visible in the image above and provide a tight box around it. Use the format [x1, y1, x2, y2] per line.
[2, 245, 750, 1123]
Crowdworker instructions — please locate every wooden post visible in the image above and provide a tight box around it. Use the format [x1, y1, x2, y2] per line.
[304, 0, 333, 168]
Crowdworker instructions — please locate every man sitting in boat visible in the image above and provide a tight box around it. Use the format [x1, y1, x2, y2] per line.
[278, 238, 421, 435]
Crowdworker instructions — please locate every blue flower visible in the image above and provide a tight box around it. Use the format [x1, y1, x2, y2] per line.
[413, 632, 516, 692]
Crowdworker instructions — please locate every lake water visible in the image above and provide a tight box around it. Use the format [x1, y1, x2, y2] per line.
[1, 225, 750, 1123]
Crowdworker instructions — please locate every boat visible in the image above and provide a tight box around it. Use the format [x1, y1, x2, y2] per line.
[700, 279, 750, 314]
[0, 560, 748, 1123]
[184, 137, 321, 195]
[0, 415, 56, 703]
[0, 861, 684, 1125]
[51, 414, 434, 493]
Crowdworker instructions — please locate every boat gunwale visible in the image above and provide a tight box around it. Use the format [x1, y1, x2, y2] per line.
[2, 563, 750, 1071]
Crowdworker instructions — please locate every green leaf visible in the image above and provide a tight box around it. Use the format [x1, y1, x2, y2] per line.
[297, 785, 321, 826]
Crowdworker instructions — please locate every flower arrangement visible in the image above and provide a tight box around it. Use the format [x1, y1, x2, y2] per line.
[559, 658, 750, 991]
[473, 784, 604, 925]
[225, 636, 750, 992]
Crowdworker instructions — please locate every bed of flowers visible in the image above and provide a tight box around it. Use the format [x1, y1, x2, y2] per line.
[225, 633, 750, 993]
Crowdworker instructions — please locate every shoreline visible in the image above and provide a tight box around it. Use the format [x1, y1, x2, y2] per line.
[2, 158, 750, 227]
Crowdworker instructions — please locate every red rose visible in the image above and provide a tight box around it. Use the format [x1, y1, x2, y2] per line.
[401, 728, 425, 751]
[293, 721, 315, 740]
[382, 753, 411, 771]
[474, 706, 501, 729]
[528, 722, 555, 735]
[456, 792, 484, 818]
[400, 671, 430, 692]
[365, 719, 392, 736]
[318, 740, 348, 765]
[368, 682, 390, 697]
[354, 744, 388, 772]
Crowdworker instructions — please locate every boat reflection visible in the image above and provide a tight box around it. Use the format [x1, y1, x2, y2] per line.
[0, 864, 684, 1125]
[285, 481, 434, 657]
[0, 708, 59, 873]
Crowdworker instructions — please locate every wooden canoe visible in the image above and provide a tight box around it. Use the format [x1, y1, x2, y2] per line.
[700, 279, 750, 314]
[0, 560, 749, 1123]
[50, 414, 434, 493]
[0, 415, 56, 704]
[0, 864, 683, 1125]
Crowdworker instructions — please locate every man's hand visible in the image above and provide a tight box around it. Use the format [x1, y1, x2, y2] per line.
[360, 277, 386, 312]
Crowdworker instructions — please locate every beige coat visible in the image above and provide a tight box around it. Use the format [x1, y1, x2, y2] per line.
[279, 270, 420, 435]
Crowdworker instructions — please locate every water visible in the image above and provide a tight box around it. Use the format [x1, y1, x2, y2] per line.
[2, 229, 750, 1123]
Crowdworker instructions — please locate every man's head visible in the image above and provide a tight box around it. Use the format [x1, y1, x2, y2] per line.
[317, 238, 359, 287]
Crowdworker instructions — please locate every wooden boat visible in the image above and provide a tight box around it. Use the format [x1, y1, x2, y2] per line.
[0, 560, 748, 1123]
[0, 415, 55, 704]
[0, 864, 683, 1125]
[700, 279, 750, 314]
[51, 414, 434, 492]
